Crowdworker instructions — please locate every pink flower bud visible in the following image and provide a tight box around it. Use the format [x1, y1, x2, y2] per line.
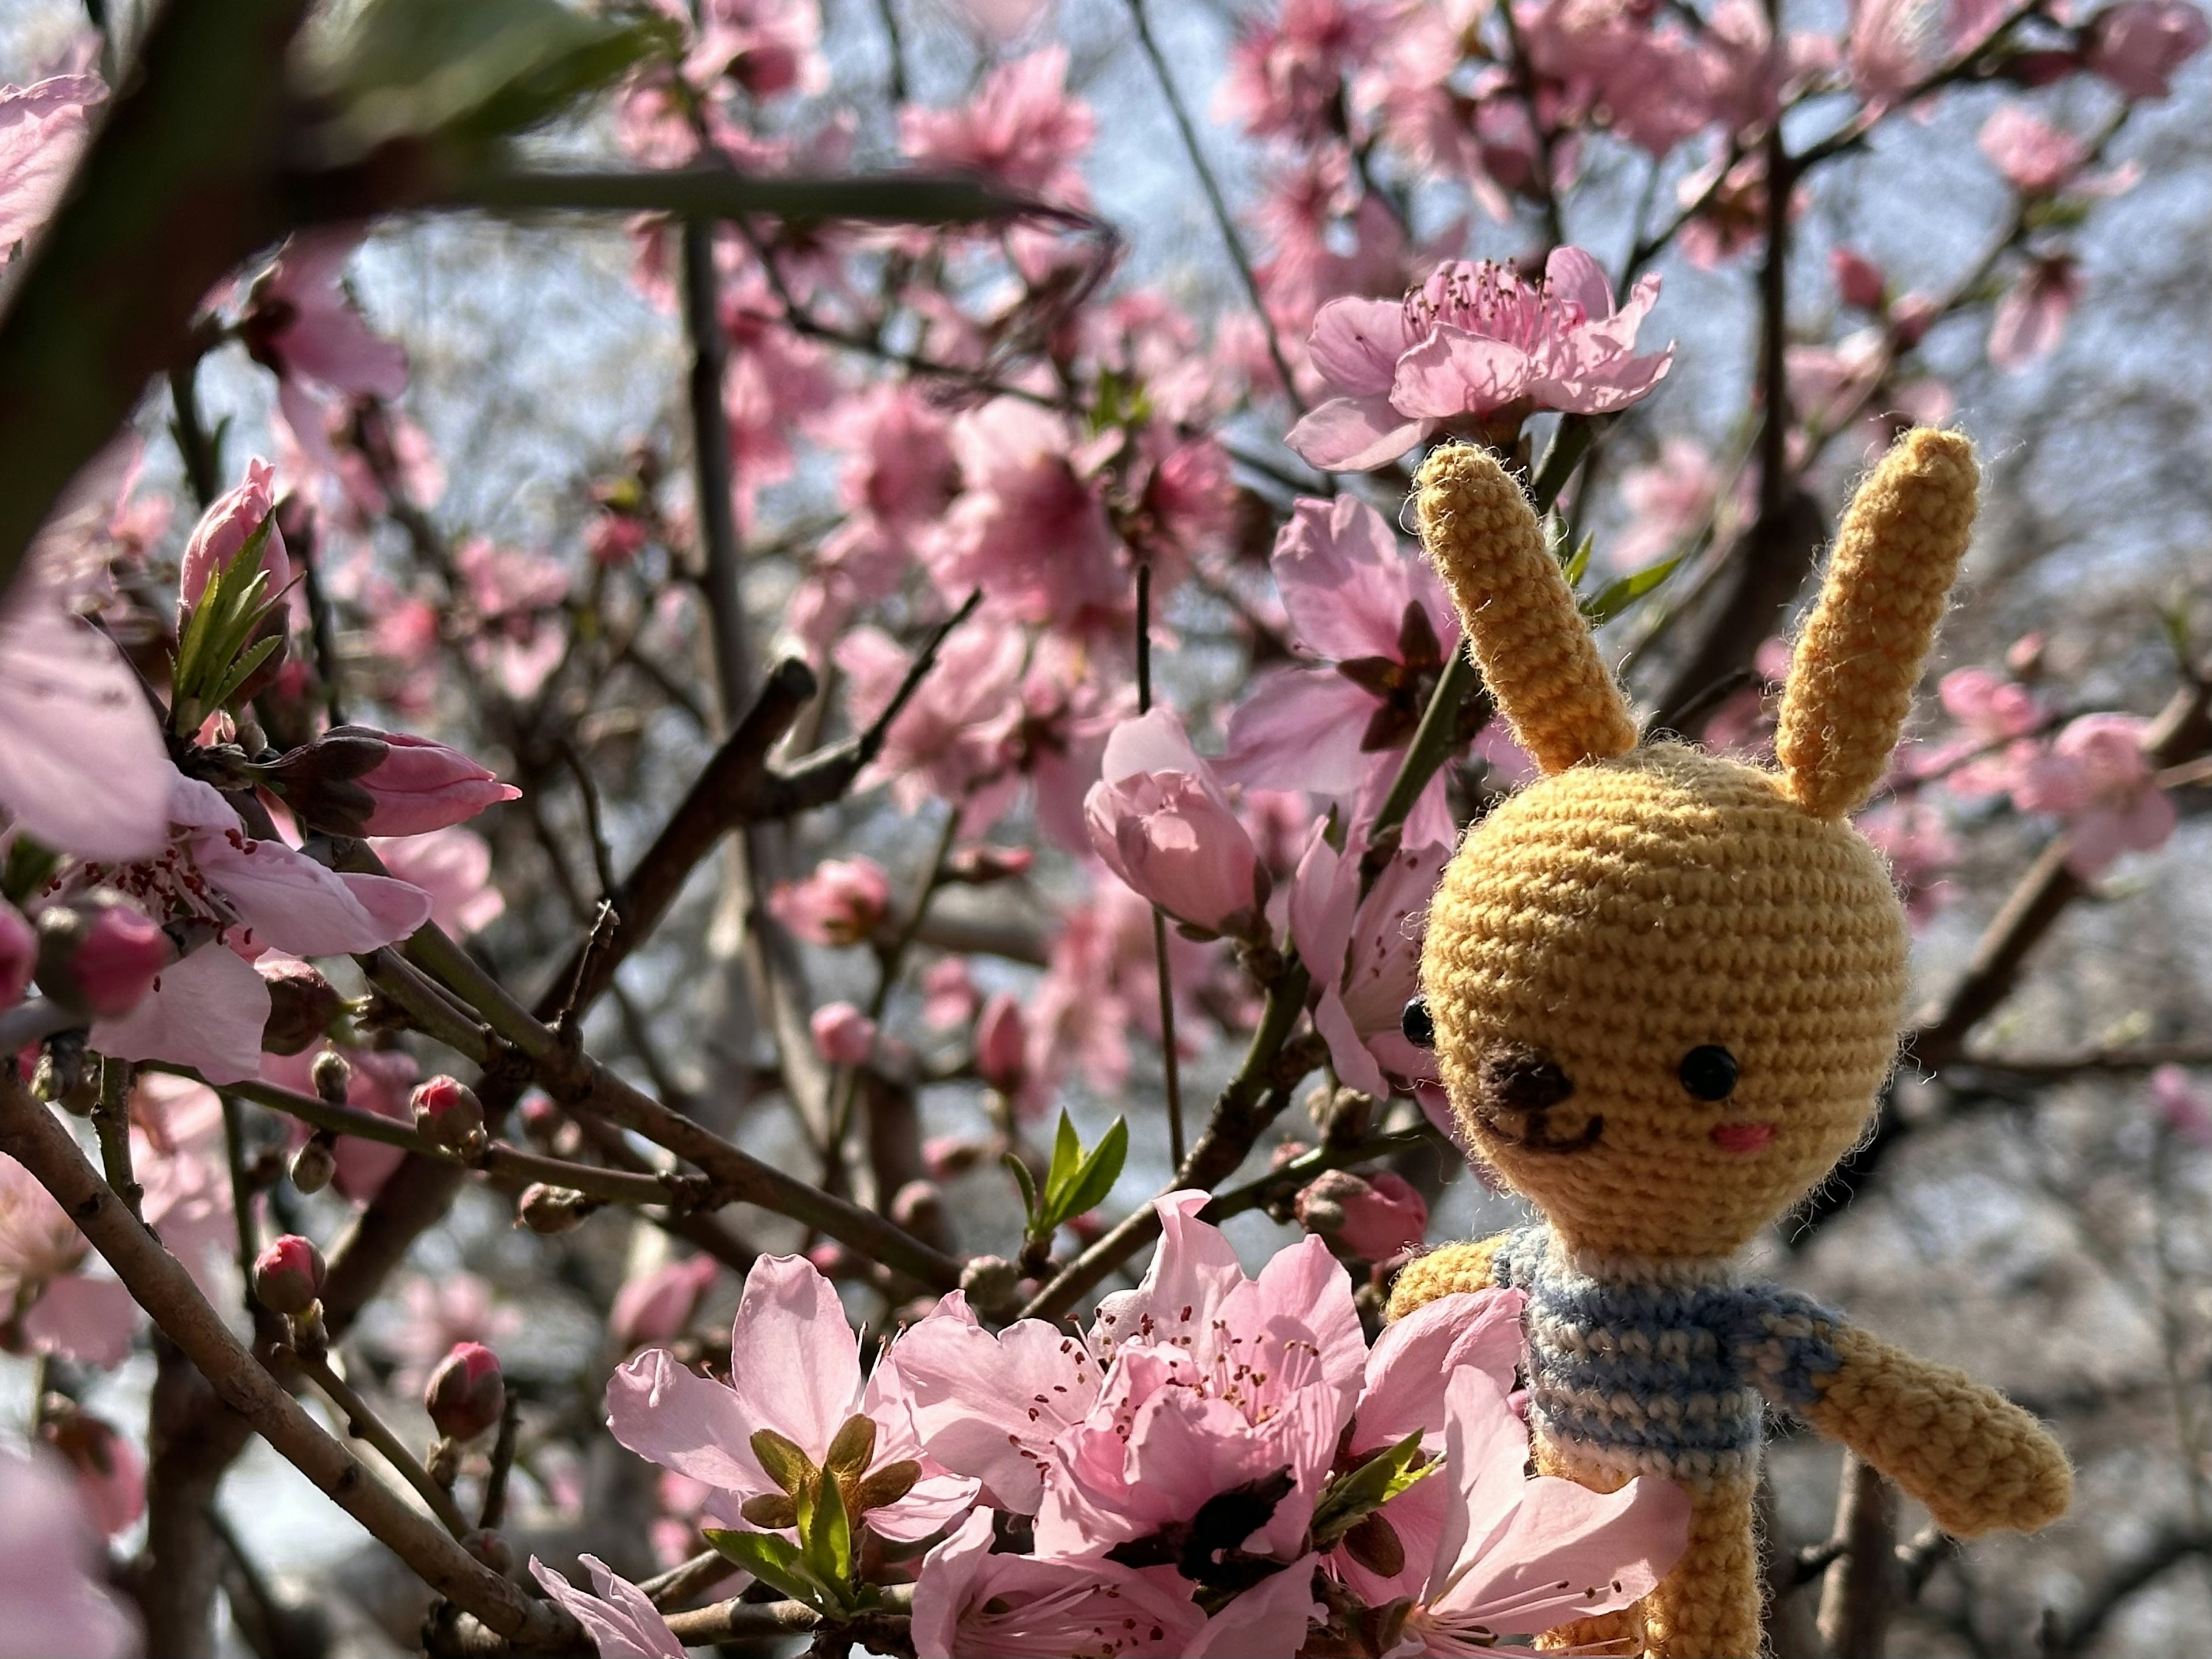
[923, 1135, 986, 1180]
[610, 1254, 720, 1351]
[252, 1234, 325, 1315]
[425, 1342, 505, 1441]
[259, 959, 342, 1056]
[179, 457, 287, 621]
[1830, 248, 1887, 312]
[326, 728, 521, 837]
[974, 993, 1026, 1093]
[0, 900, 33, 1011]
[518, 1093, 562, 1142]
[1295, 1169, 1429, 1262]
[945, 844, 1034, 884]
[35, 898, 169, 1018]
[891, 1180, 945, 1238]
[2152, 1066, 2212, 1148]
[411, 1074, 486, 1153]
[2083, 0, 2209, 97]
[1889, 292, 1940, 349]
[1084, 709, 1268, 939]
[810, 1002, 877, 1067]
[768, 858, 892, 947]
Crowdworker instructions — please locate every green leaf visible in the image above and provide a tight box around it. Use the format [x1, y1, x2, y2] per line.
[204, 634, 282, 714]
[308, 0, 681, 157]
[700, 1529, 831, 1609]
[1308, 1432, 1437, 1549]
[1561, 529, 1594, 590]
[1051, 1116, 1127, 1230]
[1580, 552, 1685, 627]
[1002, 1150, 1039, 1224]
[1043, 1109, 1082, 1210]
[800, 1469, 854, 1607]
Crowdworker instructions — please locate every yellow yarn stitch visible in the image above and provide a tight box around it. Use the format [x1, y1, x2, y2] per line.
[1396, 430, 2069, 1659]
[1415, 443, 1638, 774]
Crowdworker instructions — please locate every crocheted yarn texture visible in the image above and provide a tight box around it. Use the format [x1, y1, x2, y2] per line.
[1388, 431, 2070, 1658]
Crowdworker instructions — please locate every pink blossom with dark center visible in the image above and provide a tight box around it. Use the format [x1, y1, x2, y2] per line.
[1287, 250, 1672, 470]
[1224, 495, 1458, 843]
[241, 233, 408, 471]
[606, 1253, 979, 1541]
[899, 46, 1096, 202]
[2012, 713, 2176, 876]
[910, 1507, 1204, 1659]
[768, 857, 892, 947]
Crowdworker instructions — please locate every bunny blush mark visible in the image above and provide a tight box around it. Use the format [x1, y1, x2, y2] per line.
[1385, 431, 2071, 1659]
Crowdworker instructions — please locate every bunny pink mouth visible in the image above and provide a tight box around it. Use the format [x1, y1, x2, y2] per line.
[1710, 1122, 1775, 1154]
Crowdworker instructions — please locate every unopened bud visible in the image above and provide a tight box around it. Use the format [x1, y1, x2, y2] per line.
[944, 844, 1034, 884]
[974, 994, 1025, 1094]
[411, 1075, 486, 1156]
[922, 1135, 986, 1181]
[289, 1132, 338, 1195]
[260, 959, 342, 1056]
[425, 1342, 505, 1442]
[890, 1180, 945, 1240]
[517, 1183, 596, 1234]
[252, 1234, 325, 1316]
[1294, 1169, 1429, 1263]
[35, 895, 168, 1018]
[310, 1049, 351, 1105]
[809, 1002, 876, 1068]
[958, 1255, 1022, 1318]
[256, 730, 389, 838]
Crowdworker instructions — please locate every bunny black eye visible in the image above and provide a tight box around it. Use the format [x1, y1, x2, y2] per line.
[1401, 997, 1435, 1050]
[1679, 1045, 1739, 1101]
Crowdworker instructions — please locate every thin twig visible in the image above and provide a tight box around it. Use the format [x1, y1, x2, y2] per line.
[92, 1054, 143, 1223]
[478, 1391, 521, 1532]
[295, 1348, 474, 1540]
[1122, 0, 1305, 411]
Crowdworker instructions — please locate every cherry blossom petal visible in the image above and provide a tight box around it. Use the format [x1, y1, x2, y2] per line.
[724, 1255, 865, 1456]
[19, 1274, 137, 1369]
[1185, 1555, 1321, 1658]
[605, 1347, 771, 1496]
[1221, 667, 1374, 794]
[1285, 394, 1429, 471]
[528, 1555, 685, 1659]
[1389, 328, 1533, 419]
[89, 942, 271, 1086]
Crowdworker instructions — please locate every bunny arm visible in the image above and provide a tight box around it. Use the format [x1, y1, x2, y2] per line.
[1787, 1320, 2071, 1537]
[1384, 1233, 1513, 1323]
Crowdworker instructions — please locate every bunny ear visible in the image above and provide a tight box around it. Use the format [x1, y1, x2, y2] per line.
[1414, 443, 1637, 775]
[1775, 428, 1979, 820]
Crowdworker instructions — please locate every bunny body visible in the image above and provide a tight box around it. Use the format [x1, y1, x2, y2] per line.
[1387, 431, 2070, 1656]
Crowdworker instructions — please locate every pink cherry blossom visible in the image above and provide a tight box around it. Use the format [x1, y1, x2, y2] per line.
[768, 857, 892, 946]
[606, 1253, 978, 1541]
[2013, 713, 2176, 876]
[1287, 251, 1672, 470]
[377, 1270, 524, 1398]
[528, 1555, 684, 1659]
[0, 74, 105, 256]
[1224, 495, 1457, 842]
[0, 575, 172, 863]
[454, 537, 571, 699]
[974, 993, 1028, 1097]
[0, 1153, 138, 1368]
[836, 622, 1024, 826]
[1290, 824, 1449, 1104]
[1976, 107, 2137, 198]
[88, 940, 271, 1086]
[2150, 1066, 2212, 1148]
[1085, 709, 1269, 940]
[0, 1444, 138, 1659]
[1988, 254, 2082, 371]
[371, 828, 505, 935]
[1613, 437, 1724, 570]
[1014, 637, 1138, 851]
[688, 0, 828, 99]
[240, 232, 408, 471]
[1832, 247, 1889, 312]
[40, 1403, 146, 1539]
[1395, 1368, 1690, 1655]
[1848, 0, 1934, 109]
[612, 1254, 722, 1353]
[1930, 665, 2048, 797]
[910, 1506, 1204, 1659]
[1220, 0, 1387, 144]
[900, 46, 1096, 202]
[2083, 0, 2210, 94]
[336, 729, 520, 836]
[922, 401, 1128, 635]
[1856, 800, 1958, 922]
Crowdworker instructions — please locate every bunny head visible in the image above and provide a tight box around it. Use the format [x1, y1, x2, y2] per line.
[1411, 430, 1978, 1260]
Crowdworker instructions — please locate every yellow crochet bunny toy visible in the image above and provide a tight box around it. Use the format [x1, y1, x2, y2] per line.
[1387, 429, 2070, 1658]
